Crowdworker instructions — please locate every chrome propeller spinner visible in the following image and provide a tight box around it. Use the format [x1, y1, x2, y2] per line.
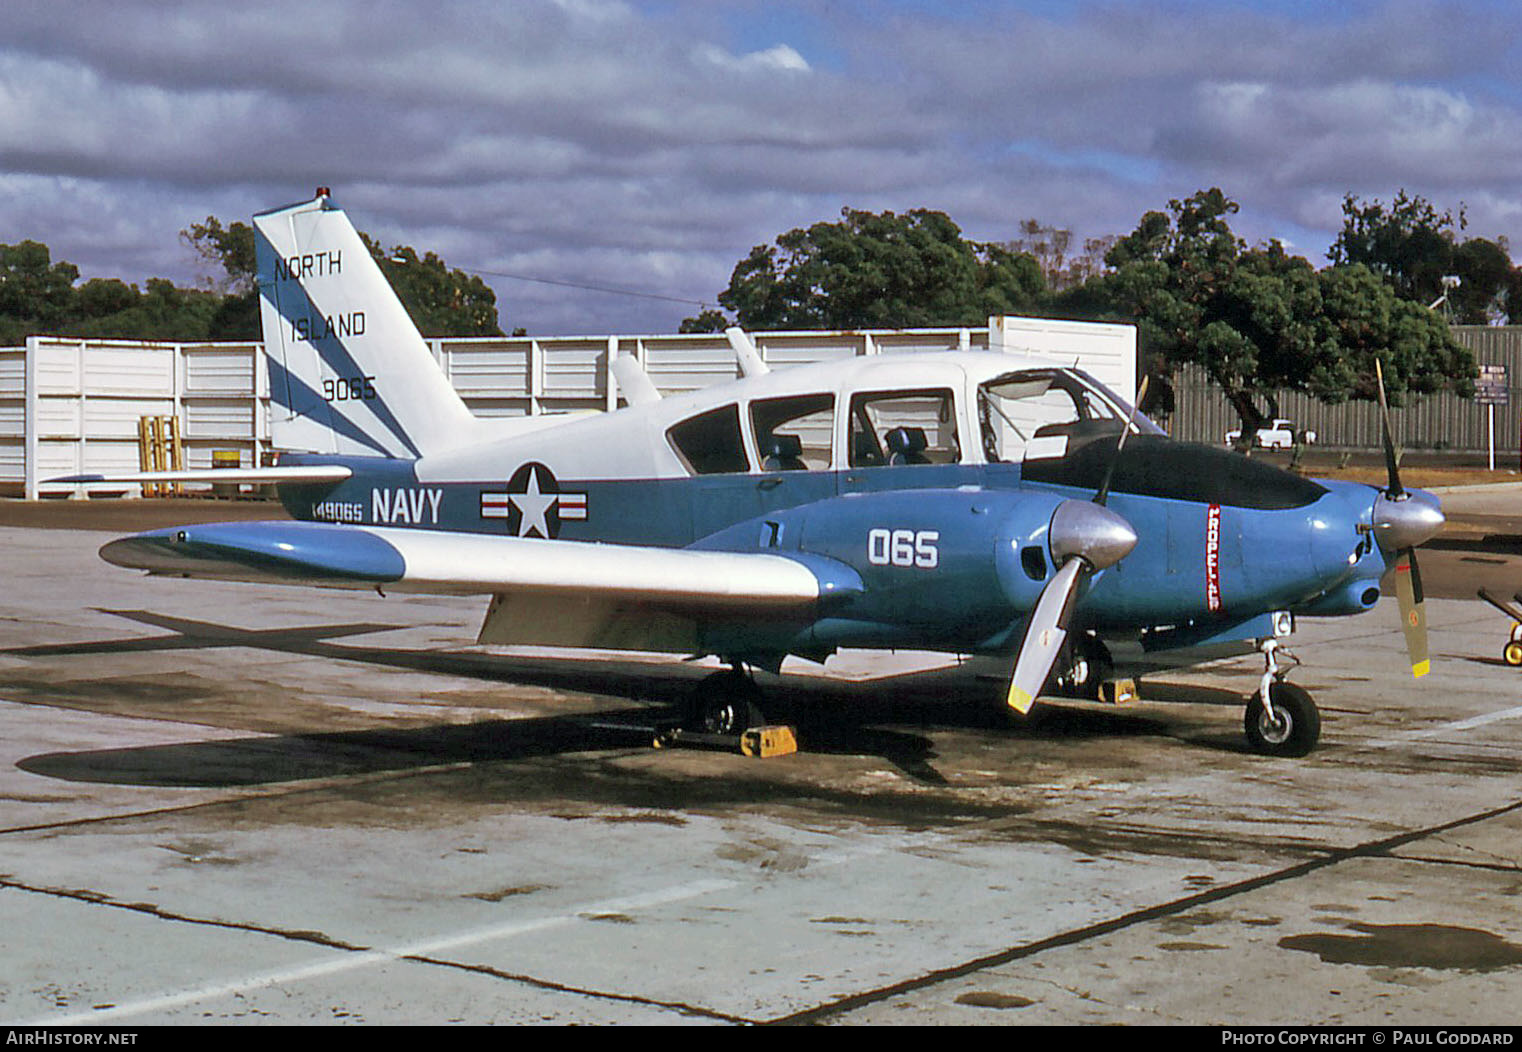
[1371, 489, 1445, 554]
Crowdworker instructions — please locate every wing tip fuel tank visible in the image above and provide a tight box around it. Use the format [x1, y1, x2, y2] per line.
[100, 521, 408, 585]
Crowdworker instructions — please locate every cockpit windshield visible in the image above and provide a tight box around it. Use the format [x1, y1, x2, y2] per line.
[977, 368, 1162, 463]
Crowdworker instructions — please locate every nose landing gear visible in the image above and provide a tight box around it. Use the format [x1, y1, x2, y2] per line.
[1244, 638, 1320, 757]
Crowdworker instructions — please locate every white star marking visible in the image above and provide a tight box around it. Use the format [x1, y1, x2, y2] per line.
[509, 469, 557, 538]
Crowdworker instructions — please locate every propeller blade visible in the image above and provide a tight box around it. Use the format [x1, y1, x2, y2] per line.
[1393, 548, 1430, 678]
[1005, 500, 1139, 714]
[1094, 376, 1149, 508]
[1372, 361, 1436, 677]
[1374, 359, 1405, 500]
[1006, 558, 1084, 714]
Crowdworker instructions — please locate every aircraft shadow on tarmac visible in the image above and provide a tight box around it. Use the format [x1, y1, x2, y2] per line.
[8, 610, 1245, 790]
[1424, 535, 1522, 555]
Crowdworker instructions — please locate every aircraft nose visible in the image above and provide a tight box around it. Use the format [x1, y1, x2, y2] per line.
[1372, 489, 1445, 552]
[1048, 499, 1138, 571]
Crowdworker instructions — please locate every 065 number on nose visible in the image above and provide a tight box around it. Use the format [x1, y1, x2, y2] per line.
[867, 528, 939, 568]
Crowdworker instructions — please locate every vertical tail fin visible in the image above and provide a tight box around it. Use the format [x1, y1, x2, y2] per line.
[255, 191, 477, 458]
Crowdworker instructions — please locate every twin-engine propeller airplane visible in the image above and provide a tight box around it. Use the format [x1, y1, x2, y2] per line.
[55, 191, 1446, 758]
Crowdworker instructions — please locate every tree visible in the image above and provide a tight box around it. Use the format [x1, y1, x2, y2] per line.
[179, 217, 261, 339]
[183, 216, 257, 294]
[1329, 190, 1458, 305]
[67, 278, 223, 341]
[1329, 190, 1520, 324]
[679, 308, 729, 334]
[706, 207, 1045, 331]
[365, 236, 503, 338]
[74, 277, 138, 319]
[0, 241, 79, 343]
[0, 219, 505, 344]
[1003, 219, 1116, 292]
[1450, 236, 1515, 323]
[1317, 263, 1475, 404]
[1083, 188, 1474, 443]
[0, 238, 227, 343]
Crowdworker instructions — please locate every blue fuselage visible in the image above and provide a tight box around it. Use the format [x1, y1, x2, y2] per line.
[275, 440, 1391, 657]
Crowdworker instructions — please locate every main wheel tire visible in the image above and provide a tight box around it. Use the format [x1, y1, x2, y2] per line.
[686, 671, 764, 736]
[1504, 641, 1522, 667]
[1244, 681, 1321, 758]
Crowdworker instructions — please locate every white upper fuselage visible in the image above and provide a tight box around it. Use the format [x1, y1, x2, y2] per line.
[419, 350, 1082, 483]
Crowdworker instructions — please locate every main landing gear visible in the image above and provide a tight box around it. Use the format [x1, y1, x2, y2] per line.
[683, 666, 767, 736]
[667, 665, 797, 758]
[1051, 633, 1114, 700]
[1243, 638, 1320, 758]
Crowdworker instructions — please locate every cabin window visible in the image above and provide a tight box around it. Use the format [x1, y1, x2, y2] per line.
[977, 369, 1157, 463]
[750, 394, 834, 471]
[848, 389, 960, 467]
[667, 404, 749, 475]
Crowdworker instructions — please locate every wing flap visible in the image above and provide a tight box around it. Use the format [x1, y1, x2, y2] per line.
[100, 520, 856, 610]
[477, 592, 701, 652]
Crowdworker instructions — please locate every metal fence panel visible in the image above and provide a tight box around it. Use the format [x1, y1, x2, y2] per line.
[640, 336, 741, 394]
[1169, 326, 1520, 455]
[438, 342, 531, 400]
[184, 344, 259, 395]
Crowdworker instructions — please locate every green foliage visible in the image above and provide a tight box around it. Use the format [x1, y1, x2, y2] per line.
[74, 277, 138, 318]
[1450, 236, 1515, 323]
[0, 241, 79, 343]
[363, 235, 502, 338]
[1330, 190, 1520, 323]
[183, 216, 257, 293]
[0, 234, 249, 344]
[679, 308, 729, 334]
[66, 278, 224, 341]
[1080, 188, 1475, 439]
[705, 207, 1045, 331]
[1317, 264, 1476, 404]
[1002, 219, 1115, 292]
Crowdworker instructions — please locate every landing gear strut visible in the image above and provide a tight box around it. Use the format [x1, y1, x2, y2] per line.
[1244, 639, 1320, 757]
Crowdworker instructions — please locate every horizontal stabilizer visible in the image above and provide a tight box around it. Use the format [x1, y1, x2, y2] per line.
[610, 354, 662, 406]
[101, 521, 860, 610]
[727, 327, 770, 377]
[48, 466, 353, 486]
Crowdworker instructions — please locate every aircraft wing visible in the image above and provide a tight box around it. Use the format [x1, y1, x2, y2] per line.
[99, 520, 860, 611]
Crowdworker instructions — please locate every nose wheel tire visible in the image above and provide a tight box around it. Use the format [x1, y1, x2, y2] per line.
[1505, 641, 1522, 667]
[1245, 681, 1320, 758]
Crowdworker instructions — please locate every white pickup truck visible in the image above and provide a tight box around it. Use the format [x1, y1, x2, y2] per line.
[1224, 418, 1316, 450]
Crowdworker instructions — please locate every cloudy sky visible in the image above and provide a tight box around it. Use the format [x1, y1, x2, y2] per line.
[3, 0, 1521, 334]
